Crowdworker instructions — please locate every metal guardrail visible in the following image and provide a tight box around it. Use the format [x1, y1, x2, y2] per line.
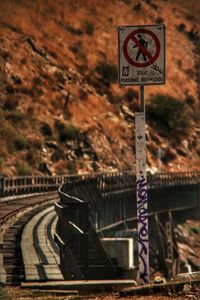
[0, 174, 82, 197]
[0, 171, 200, 230]
[1, 170, 200, 197]
[58, 171, 200, 231]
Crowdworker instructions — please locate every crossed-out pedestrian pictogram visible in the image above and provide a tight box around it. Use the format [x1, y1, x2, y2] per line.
[123, 28, 160, 68]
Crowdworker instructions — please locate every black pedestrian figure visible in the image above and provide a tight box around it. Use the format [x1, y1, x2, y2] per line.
[134, 34, 148, 61]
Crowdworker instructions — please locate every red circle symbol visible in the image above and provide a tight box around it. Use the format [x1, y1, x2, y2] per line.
[123, 28, 160, 68]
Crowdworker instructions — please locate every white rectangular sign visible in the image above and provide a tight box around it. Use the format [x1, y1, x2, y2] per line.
[118, 24, 165, 86]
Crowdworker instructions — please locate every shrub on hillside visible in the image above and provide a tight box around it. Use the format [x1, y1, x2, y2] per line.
[146, 94, 190, 136]
[84, 20, 94, 35]
[3, 97, 19, 110]
[177, 23, 186, 32]
[30, 137, 42, 149]
[55, 120, 80, 143]
[40, 122, 53, 137]
[6, 111, 25, 123]
[189, 226, 199, 234]
[155, 17, 164, 24]
[26, 149, 39, 166]
[0, 155, 5, 168]
[16, 162, 32, 176]
[51, 148, 65, 162]
[95, 62, 118, 85]
[14, 135, 28, 150]
[122, 0, 131, 4]
[68, 161, 77, 174]
[33, 76, 42, 86]
[59, 124, 80, 142]
[64, 23, 83, 35]
[124, 88, 138, 101]
[54, 71, 65, 85]
[79, 88, 88, 100]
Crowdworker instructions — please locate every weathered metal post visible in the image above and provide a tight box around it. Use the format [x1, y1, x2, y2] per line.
[135, 86, 149, 284]
[140, 85, 145, 112]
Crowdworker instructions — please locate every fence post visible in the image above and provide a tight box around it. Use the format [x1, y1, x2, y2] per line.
[0, 177, 4, 196]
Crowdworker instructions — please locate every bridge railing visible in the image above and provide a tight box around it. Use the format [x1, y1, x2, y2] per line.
[0, 174, 86, 197]
[1, 170, 200, 203]
[58, 171, 200, 232]
[148, 171, 200, 187]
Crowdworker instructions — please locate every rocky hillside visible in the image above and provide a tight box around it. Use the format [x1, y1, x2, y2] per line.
[0, 0, 200, 176]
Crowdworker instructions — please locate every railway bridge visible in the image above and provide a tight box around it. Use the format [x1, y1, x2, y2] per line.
[0, 171, 200, 286]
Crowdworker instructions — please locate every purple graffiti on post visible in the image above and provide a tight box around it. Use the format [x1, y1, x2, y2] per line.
[136, 176, 149, 284]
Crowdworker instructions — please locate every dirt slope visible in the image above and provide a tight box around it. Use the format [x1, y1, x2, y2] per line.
[0, 0, 200, 176]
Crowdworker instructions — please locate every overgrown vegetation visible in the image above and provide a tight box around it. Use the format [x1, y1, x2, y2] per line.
[146, 94, 191, 136]
[189, 226, 200, 234]
[124, 88, 138, 102]
[84, 20, 94, 35]
[6, 111, 25, 124]
[63, 23, 83, 35]
[40, 122, 53, 137]
[95, 62, 118, 85]
[2, 97, 19, 111]
[16, 162, 32, 176]
[55, 120, 81, 143]
[0, 155, 5, 168]
[14, 135, 28, 150]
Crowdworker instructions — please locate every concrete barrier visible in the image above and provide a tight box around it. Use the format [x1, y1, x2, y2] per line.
[101, 238, 135, 271]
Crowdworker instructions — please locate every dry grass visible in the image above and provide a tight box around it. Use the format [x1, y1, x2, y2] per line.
[4, 287, 195, 300]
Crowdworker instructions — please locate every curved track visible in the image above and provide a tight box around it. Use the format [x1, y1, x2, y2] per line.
[21, 206, 63, 281]
[0, 192, 59, 285]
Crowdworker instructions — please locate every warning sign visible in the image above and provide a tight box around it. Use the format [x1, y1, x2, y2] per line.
[118, 25, 165, 86]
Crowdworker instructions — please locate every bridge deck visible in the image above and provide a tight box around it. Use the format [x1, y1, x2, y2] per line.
[21, 206, 63, 281]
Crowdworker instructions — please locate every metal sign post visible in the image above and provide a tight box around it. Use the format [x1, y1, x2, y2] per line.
[118, 24, 165, 285]
[140, 85, 145, 112]
[135, 87, 149, 284]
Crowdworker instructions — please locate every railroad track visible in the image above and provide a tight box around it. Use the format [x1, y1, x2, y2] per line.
[0, 192, 59, 285]
[21, 205, 63, 281]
